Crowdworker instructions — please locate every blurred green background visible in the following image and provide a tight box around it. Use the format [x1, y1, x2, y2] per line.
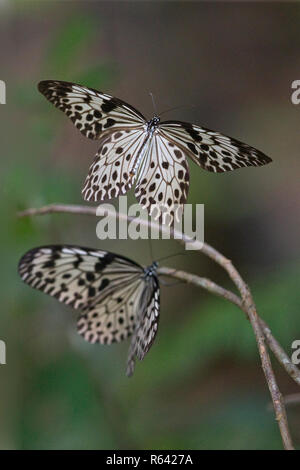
[0, 0, 300, 449]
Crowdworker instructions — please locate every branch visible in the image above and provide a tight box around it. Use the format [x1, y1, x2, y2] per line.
[18, 204, 300, 383]
[18, 204, 97, 218]
[18, 203, 298, 450]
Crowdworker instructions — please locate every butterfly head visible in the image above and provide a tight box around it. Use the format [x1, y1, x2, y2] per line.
[147, 115, 160, 133]
[144, 261, 158, 278]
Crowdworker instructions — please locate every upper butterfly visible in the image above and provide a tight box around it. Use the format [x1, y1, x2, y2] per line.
[38, 80, 272, 224]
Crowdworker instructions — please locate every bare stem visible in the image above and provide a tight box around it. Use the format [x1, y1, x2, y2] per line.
[18, 202, 298, 450]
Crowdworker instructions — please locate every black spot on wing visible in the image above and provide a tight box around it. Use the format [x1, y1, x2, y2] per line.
[94, 253, 116, 272]
[104, 118, 116, 129]
[101, 100, 118, 113]
[182, 122, 202, 142]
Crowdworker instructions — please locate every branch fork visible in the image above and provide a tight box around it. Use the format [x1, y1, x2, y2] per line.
[18, 203, 300, 450]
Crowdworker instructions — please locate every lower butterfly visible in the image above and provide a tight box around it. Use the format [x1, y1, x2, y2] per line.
[18, 245, 160, 376]
[38, 80, 272, 225]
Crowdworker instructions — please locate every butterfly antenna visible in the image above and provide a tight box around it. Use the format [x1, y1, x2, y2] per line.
[149, 92, 158, 116]
[160, 278, 184, 287]
[158, 104, 199, 118]
[156, 251, 192, 264]
[148, 238, 155, 264]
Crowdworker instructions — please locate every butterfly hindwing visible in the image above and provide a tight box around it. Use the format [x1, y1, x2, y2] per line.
[135, 133, 189, 225]
[77, 276, 147, 345]
[126, 276, 160, 376]
[159, 121, 272, 173]
[38, 80, 145, 140]
[82, 128, 146, 202]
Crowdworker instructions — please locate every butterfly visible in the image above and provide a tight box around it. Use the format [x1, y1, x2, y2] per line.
[18, 245, 160, 376]
[38, 80, 272, 225]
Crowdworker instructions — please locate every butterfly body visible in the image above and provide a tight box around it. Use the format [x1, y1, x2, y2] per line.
[130, 130, 152, 177]
[38, 80, 272, 224]
[129, 116, 161, 177]
[146, 115, 160, 134]
[18, 245, 160, 376]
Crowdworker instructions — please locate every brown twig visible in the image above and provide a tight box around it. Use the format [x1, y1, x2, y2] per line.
[18, 204, 97, 218]
[17, 202, 299, 450]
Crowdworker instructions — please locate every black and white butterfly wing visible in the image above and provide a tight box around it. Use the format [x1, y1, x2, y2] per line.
[159, 121, 272, 173]
[18, 245, 142, 343]
[82, 128, 147, 202]
[18, 245, 160, 375]
[77, 274, 147, 346]
[126, 275, 160, 377]
[135, 133, 189, 226]
[39, 80, 149, 203]
[38, 80, 146, 140]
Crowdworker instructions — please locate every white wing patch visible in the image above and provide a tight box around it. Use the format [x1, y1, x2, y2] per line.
[159, 121, 272, 173]
[135, 133, 189, 225]
[82, 128, 147, 202]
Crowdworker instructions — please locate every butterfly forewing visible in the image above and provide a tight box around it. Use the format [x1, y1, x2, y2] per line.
[18, 245, 141, 308]
[38, 80, 145, 140]
[159, 121, 272, 173]
[18, 245, 160, 375]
